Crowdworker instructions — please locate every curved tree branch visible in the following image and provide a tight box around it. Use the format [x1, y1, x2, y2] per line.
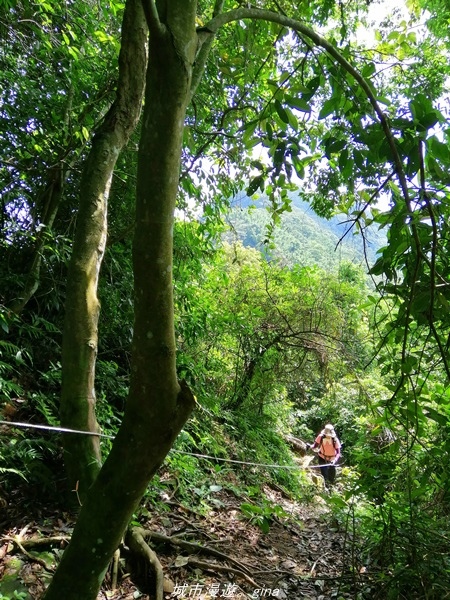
[203, 7, 409, 203]
[190, 0, 225, 100]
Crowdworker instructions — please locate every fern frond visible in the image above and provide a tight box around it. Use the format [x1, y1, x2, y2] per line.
[0, 466, 28, 480]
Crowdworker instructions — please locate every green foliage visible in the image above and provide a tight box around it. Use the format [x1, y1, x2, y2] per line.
[240, 498, 288, 533]
[0, 0, 120, 314]
[0, 328, 63, 496]
[0, 426, 62, 499]
[0, 592, 29, 600]
[0, 339, 26, 401]
[98, 243, 134, 381]
[352, 492, 450, 599]
[2, 1, 450, 597]
[0, 466, 27, 481]
[225, 407, 309, 495]
[176, 238, 371, 425]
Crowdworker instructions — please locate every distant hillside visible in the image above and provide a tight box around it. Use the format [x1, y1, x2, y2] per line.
[223, 193, 386, 274]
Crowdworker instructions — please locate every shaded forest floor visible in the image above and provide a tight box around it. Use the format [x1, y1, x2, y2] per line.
[0, 475, 364, 600]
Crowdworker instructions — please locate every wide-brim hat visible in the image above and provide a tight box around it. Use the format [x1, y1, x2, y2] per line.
[323, 424, 336, 436]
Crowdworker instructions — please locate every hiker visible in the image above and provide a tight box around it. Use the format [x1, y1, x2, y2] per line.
[308, 424, 341, 486]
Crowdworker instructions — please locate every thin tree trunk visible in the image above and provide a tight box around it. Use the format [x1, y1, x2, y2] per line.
[59, 0, 148, 502]
[10, 165, 65, 314]
[42, 3, 198, 597]
[11, 86, 76, 314]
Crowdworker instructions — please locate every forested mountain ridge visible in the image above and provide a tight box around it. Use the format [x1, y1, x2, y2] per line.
[224, 193, 387, 273]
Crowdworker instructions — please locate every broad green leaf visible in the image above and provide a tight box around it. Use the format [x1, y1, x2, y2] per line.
[274, 99, 289, 124]
[284, 95, 311, 113]
[318, 97, 338, 120]
[428, 136, 450, 164]
[246, 175, 264, 196]
[424, 406, 448, 426]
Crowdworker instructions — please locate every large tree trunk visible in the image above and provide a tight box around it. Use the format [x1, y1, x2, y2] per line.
[59, 0, 148, 501]
[42, 2, 198, 598]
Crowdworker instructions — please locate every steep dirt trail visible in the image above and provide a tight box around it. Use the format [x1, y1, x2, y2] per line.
[1, 481, 359, 599]
[143, 485, 356, 600]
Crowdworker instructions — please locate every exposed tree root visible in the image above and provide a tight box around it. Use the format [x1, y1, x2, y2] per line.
[111, 548, 120, 591]
[126, 526, 262, 594]
[144, 529, 255, 576]
[125, 527, 165, 600]
[4, 523, 261, 595]
[2, 523, 69, 574]
[4, 536, 54, 572]
[3, 535, 70, 549]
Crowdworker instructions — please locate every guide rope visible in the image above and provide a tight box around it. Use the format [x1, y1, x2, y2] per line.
[0, 420, 340, 470]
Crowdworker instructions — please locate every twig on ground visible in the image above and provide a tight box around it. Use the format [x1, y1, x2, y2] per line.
[169, 511, 215, 540]
[2, 523, 69, 574]
[186, 556, 260, 587]
[111, 547, 120, 591]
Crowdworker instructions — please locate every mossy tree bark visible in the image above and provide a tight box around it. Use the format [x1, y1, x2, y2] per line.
[42, 2, 198, 598]
[59, 0, 148, 501]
